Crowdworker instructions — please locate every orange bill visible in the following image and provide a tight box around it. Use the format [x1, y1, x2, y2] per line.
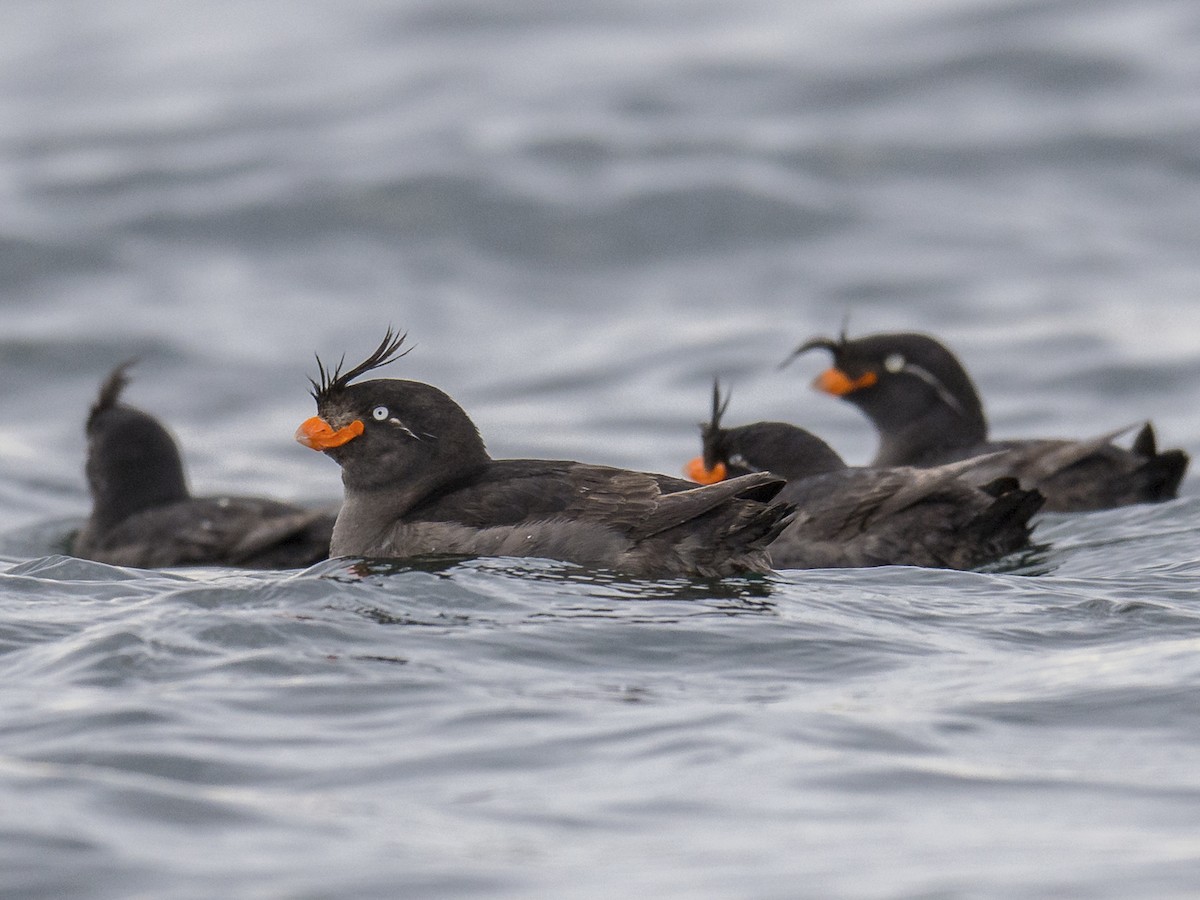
[685, 456, 727, 485]
[813, 367, 877, 396]
[295, 416, 364, 450]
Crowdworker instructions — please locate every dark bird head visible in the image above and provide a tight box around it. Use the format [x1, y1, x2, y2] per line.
[782, 329, 988, 465]
[83, 362, 190, 530]
[685, 380, 845, 484]
[296, 330, 489, 493]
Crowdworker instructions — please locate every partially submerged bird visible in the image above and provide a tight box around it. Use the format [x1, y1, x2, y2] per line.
[295, 330, 792, 578]
[73, 363, 334, 569]
[685, 382, 1043, 570]
[786, 329, 1189, 512]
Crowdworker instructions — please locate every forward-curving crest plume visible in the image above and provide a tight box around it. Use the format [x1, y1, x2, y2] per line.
[88, 359, 137, 428]
[779, 314, 853, 369]
[309, 328, 410, 403]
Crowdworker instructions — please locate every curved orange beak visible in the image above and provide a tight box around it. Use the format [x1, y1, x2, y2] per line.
[813, 367, 877, 396]
[295, 416, 364, 450]
[685, 456, 728, 485]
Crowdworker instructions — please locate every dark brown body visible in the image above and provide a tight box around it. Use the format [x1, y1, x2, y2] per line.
[792, 331, 1188, 512]
[74, 364, 333, 569]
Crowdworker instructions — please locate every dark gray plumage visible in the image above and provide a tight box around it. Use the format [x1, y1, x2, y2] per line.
[297, 331, 792, 578]
[73, 363, 334, 569]
[692, 382, 1043, 570]
[787, 330, 1189, 512]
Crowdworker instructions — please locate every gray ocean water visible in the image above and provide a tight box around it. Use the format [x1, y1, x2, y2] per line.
[3, 1, 1200, 897]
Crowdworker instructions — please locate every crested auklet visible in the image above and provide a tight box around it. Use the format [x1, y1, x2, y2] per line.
[685, 381, 1043, 570]
[295, 330, 793, 577]
[72, 363, 334, 568]
[787, 329, 1189, 512]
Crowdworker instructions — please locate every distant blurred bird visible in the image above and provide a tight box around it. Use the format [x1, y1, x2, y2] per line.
[787, 329, 1189, 512]
[73, 363, 334, 568]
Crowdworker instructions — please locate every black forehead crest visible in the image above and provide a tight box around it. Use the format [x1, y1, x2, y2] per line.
[88, 360, 137, 430]
[309, 329, 410, 403]
[781, 317, 852, 368]
[702, 379, 731, 435]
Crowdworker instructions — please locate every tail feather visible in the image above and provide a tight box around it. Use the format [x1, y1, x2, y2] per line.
[747, 502, 796, 548]
[1139, 448, 1189, 502]
[967, 484, 1044, 554]
[697, 499, 795, 576]
[1132, 423, 1158, 458]
[1132, 423, 1189, 501]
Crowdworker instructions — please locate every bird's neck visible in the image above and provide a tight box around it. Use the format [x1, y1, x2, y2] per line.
[872, 404, 987, 467]
[332, 464, 486, 556]
[92, 467, 190, 533]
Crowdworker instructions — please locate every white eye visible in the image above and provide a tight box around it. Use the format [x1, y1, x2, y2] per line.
[884, 353, 906, 373]
[371, 405, 390, 421]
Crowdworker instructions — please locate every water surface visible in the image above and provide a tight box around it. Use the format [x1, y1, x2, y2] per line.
[2, 0, 1199, 896]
